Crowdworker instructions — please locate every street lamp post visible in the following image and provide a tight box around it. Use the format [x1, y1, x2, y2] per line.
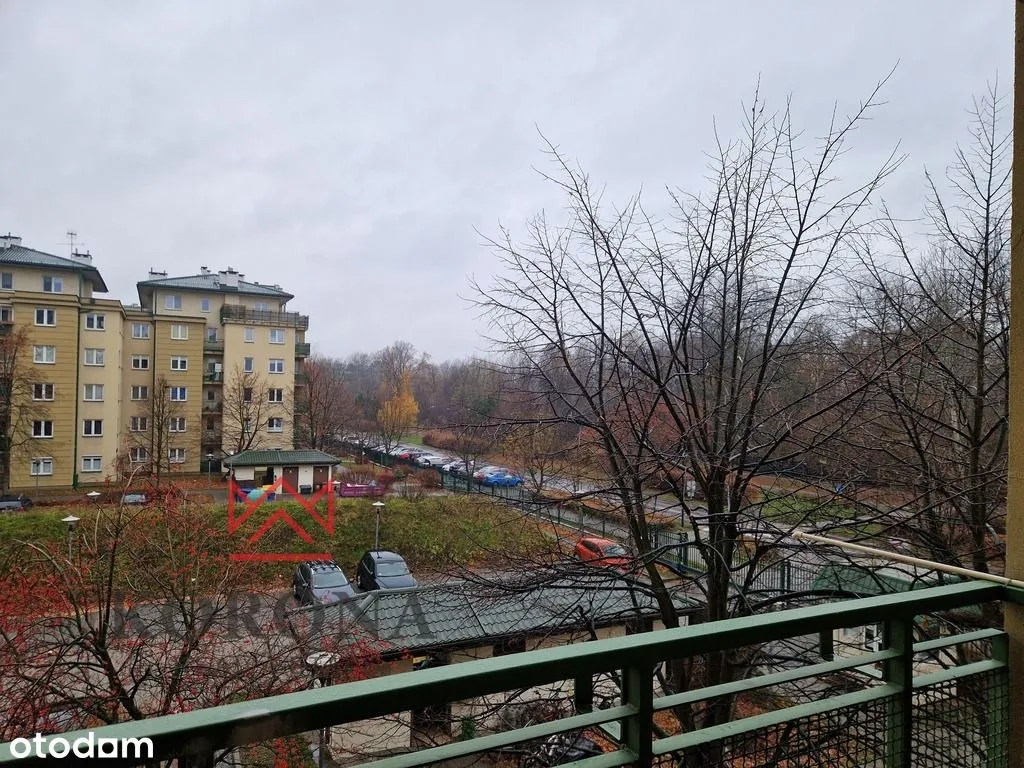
[62, 515, 80, 560]
[206, 453, 215, 485]
[372, 501, 385, 551]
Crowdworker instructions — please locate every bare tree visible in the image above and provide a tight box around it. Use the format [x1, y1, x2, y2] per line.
[474, 81, 900, 746]
[295, 355, 355, 450]
[847, 85, 1009, 593]
[125, 376, 185, 487]
[0, 327, 46, 491]
[222, 365, 270, 455]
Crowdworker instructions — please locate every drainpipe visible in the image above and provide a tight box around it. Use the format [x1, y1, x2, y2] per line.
[1006, 2, 1024, 764]
[71, 285, 82, 490]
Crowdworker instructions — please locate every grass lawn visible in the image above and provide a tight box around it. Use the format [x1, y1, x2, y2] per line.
[754, 490, 857, 524]
[0, 495, 549, 588]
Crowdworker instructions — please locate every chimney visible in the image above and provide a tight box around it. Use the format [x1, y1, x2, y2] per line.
[200, 266, 210, 276]
[218, 268, 239, 288]
[0, 233, 22, 249]
[148, 269, 167, 279]
[70, 250, 93, 264]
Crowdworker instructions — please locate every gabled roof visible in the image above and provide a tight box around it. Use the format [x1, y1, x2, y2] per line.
[0, 245, 108, 292]
[136, 273, 293, 299]
[223, 449, 340, 467]
[293, 575, 698, 657]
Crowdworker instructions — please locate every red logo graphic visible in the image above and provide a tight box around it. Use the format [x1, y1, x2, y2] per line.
[227, 477, 334, 562]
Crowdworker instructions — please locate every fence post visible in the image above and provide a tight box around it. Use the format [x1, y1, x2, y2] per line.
[621, 662, 654, 765]
[883, 618, 914, 768]
[989, 632, 1010, 767]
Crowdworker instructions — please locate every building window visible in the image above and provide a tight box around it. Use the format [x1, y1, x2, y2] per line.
[84, 313, 105, 330]
[169, 386, 187, 401]
[32, 420, 53, 438]
[268, 388, 284, 403]
[244, 327, 255, 343]
[32, 383, 54, 401]
[206, 417, 215, 430]
[131, 355, 150, 370]
[269, 328, 285, 344]
[34, 308, 56, 326]
[864, 625, 883, 653]
[83, 384, 104, 401]
[206, 327, 218, 341]
[82, 419, 103, 437]
[201, 298, 210, 313]
[84, 348, 105, 366]
[206, 389, 215, 401]
[268, 359, 284, 374]
[253, 302, 269, 311]
[168, 448, 186, 464]
[242, 387, 253, 403]
[165, 295, 182, 310]
[170, 356, 188, 371]
[129, 447, 149, 463]
[169, 417, 186, 433]
[268, 417, 283, 432]
[242, 418, 252, 435]
[0, 306, 11, 323]
[30, 457, 53, 476]
[33, 346, 56, 364]
[171, 324, 188, 340]
[132, 323, 151, 339]
[130, 416, 148, 432]
[82, 456, 102, 473]
[0, 272, 12, 289]
[42, 276, 63, 293]
[130, 385, 149, 401]
[243, 357, 254, 373]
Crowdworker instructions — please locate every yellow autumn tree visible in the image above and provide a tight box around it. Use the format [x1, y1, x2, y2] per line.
[374, 370, 419, 455]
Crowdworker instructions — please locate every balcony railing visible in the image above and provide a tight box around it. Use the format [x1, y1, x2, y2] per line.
[220, 305, 310, 329]
[295, 342, 311, 357]
[203, 371, 223, 383]
[203, 339, 224, 353]
[0, 581, 1010, 767]
[201, 402, 222, 414]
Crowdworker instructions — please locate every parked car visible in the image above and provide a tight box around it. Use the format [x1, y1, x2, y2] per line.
[293, 560, 357, 605]
[473, 465, 508, 481]
[481, 471, 523, 487]
[414, 454, 449, 468]
[0, 494, 31, 511]
[575, 537, 631, 569]
[444, 459, 476, 475]
[356, 551, 418, 591]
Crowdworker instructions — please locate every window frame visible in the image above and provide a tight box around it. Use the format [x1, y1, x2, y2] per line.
[32, 383, 54, 401]
[269, 328, 285, 344]
[82, 419, 103, 437]
[34, 308, 56, 327]
[268, 417, 284, 432]
[82, 383, 104, 402]
[164, 295, 182, 310]
[131, 355, 150, 370]
[130, 385, 149, 401]
[84, 313, 105, 330]
[131, 323, 151, 339]
[243, 357, 254, 373]
[169, 386, 188, 402]
[268, 388, 284, 403]
[171, 324, 189, 340]
[170, 356, 188, 371]
[33, 345, 56, 364]
[200, 298, 210, 313]
[268, 359, 284, 374]
[169, 417, 187, 433]
[168, 447, 187, 465]
[42, 276, 63, 294]
[84, 348, 105, 367]
[129, 447, 149, 463]
[244, 327, 255, 343]
[0, 272, 12, 290]
[30, 457, 53, 476]
[31, 420, 53, 438]
[81, 456, 103, 473]
[130, 416, 149, 432]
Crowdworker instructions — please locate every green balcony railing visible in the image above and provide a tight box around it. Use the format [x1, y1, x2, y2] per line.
[295, 342, 311, 357]
[0, 581, 1012, 767]
[220, 305, 310, 330]
[202, 339, 224, 353]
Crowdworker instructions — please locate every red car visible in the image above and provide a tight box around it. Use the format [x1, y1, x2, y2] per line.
[575, 537, 632, 569]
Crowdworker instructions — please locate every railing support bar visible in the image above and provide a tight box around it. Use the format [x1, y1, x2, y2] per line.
[621, 663, 653, 766]
[883, 618, 914, 768]
[988, 633, 1009, 768]
[575, 673, 594, 714]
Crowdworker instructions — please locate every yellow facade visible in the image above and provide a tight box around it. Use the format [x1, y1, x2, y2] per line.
[0, 242, 309, 491]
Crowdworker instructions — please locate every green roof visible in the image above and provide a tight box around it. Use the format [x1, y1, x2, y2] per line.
[0, 244, 109, 292]
[295, 575, 698, 657]
[810, 564, 958, 597]
[223, 449, 339, 467]
[136, 273, 293, 299]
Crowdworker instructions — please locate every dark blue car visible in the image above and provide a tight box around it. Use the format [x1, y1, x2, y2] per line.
[357, 551, 417, 591]
[293, 560, 357, 605]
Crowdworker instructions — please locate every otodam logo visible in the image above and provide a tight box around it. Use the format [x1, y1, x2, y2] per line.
[227, 477, 335, 561]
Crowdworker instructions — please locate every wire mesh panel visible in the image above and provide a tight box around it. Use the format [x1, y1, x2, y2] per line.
[664, 694, 896, 767]
[910, 669, 1008, 767]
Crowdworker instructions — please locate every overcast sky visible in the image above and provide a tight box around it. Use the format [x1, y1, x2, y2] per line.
[0, 1, 1013, 361]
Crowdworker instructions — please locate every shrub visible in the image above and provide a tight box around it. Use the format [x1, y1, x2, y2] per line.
[422, 430, 490, 454]
[412, 468, 442, 489]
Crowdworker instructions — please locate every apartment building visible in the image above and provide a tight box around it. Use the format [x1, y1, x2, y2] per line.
[0, 234, 309, 491]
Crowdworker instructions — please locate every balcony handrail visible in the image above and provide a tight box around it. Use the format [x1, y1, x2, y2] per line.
[220, 305, 310, 329]
[0, 580, 1007, 767]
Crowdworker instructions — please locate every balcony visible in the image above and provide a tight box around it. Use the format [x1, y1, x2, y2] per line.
[220, 305, 310, 329]
[0, 581, 1009, 767]
[201, 402, 222, 414]
[203, 371, 223, 384]
[295, 342, 311, 357]
[203, 339, 224, 353]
